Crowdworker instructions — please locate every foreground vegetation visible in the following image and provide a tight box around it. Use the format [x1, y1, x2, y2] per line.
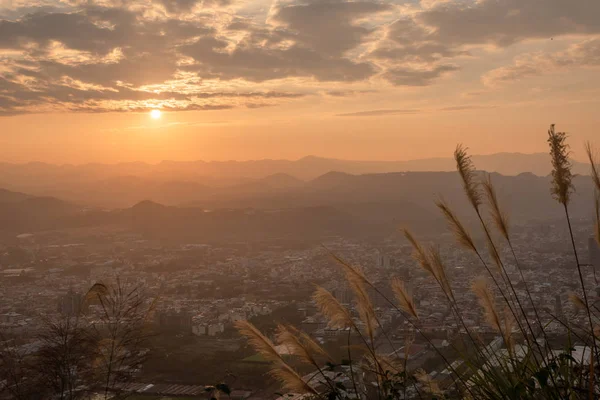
[237, 125, 600, 399]
[0, 281, 156, 400]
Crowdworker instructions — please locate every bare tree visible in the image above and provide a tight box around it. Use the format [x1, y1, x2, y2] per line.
[85, 280, 157, 399]
[0, 331, 38, 400]
[34, 316, 98, 400]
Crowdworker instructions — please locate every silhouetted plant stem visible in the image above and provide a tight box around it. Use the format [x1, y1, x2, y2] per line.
[563, 204, 599, 362]
[345, 328, 361, 399]
[475, 212, 545, 369]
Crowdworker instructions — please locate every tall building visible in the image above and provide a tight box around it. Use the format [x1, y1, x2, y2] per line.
[590, 237, 600, 271]
[374, 250, 393, 269]
[58, 288, 83, 316]
[158, 311, 193, 332]
[555, 293, 563, 320]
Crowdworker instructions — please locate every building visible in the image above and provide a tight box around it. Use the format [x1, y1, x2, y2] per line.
[207, 323, 224, 336]
[192, 324, 206, 336]
[554, 293, 563, 320]
[374, 250, 392, 269]
[158, 311, 193, 332]
[58, 289, 83, 316]
[333, 286, 351, 304]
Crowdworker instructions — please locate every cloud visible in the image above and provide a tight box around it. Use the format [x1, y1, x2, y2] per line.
[336, 109, 419, 117]
[383, 64, 459, 86]
[483, 37, 600, 86]
[419, 0, 600, 47]
[270, 0, 392, 56]
[322, 89, 377, 97]
[0, 0, 393, 114]
[371, 18, 469, 63]
[2, 0, 600, 115]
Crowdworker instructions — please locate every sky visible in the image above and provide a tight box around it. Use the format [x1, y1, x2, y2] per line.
[1, 0, 600, 164]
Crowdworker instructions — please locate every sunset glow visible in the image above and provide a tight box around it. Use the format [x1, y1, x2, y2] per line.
[0, 1, 599, 163]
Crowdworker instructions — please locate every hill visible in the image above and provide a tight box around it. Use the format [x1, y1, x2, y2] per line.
[0, 169, 595, 242]
[0, 153, 591, 208]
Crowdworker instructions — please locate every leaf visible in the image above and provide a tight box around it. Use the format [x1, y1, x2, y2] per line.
[216, 383, 231, 395]
[534, 369, 550, 387]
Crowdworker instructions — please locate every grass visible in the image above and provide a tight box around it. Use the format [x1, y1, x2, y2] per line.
[236, 124, 600, 399]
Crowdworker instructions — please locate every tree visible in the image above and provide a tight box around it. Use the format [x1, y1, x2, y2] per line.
[34, 316, 98, 400]
[85, 280, 157, 399]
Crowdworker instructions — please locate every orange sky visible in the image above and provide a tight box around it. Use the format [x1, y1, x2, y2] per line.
[1, 0, 600, 163]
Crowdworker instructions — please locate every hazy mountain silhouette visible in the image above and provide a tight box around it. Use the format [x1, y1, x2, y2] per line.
[0, 153, 591, 208]
[0, 169, 595, 243]
[0, 189, 83, 235]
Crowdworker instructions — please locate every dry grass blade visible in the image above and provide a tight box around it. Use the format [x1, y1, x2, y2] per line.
[569, 293, 587, 311]
[472, 278, 501, 333]
[502, 306, 515, 355]
[436, 199, 477, 254]
[391, 278, 418, 319]
[547, 124, 574, 205]
[428, 246, 454, 299]
[414, 369, 442, 396]
[403, 229, 435, 276]
[595, 192, 600, 247]
[455, 144, 482, 210]
[235, 320, 282, 364]
[363, 352, 404, 375]
[269, 365, 318, 395]
[486, 238, 503, 275]
[276, 325, 332, 366]
[483, 174, 510, 241]
[276, 325, 316, 367]
[329, 253, 368, 284]
[347, 272, 377, 342]
[296, 329, 333, 363]
[585, 141, 600, 192]
[312, 286, 353, 329]
[404, 332, 415, 362]
[81, 282, 109, 312]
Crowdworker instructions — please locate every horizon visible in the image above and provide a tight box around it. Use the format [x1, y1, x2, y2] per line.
[0, 150, 591, 166]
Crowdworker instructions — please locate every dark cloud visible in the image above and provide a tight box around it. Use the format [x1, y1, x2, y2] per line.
[383, 64, 459, 86]
[323, 89, 377, 97]
[420, 0, 600, 47]
[372, 18, 468, 63]
[271, 0, 392, 55]
[180, 0, 389, 82]
[181, 40, 377, 82]
[156, 0, 232, 13]
[0, 11, 126, 54]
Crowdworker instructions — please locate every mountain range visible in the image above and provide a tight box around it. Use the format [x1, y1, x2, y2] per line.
[0, 153, 592, 208]
[0, 168, 596, 243]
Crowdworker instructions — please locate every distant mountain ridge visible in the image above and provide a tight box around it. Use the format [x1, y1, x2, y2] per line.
[0, 169, 596, 243]
[0, 153, 591, 208]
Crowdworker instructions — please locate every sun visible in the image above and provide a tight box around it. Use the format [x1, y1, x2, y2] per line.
[150, 109, 162, 119]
